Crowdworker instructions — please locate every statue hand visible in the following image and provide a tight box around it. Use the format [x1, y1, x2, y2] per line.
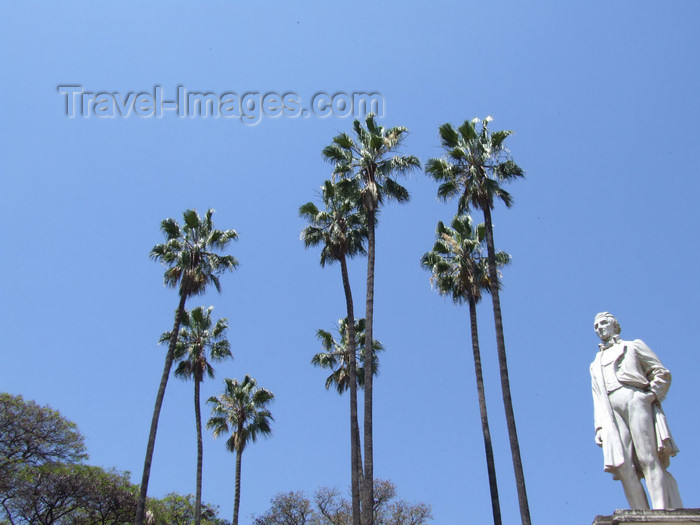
[595, 429, 603, 447]
[642, 390, 657, 404]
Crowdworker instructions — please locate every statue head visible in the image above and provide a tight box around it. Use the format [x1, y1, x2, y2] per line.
[594, 312, 620, 342]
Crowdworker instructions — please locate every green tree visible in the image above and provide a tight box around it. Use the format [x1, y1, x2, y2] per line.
[3, 463, 136, 525]
[0, 393, 87, 473]
[69, 466, 137, 524]
[0, 396, 141, 525]
[136, 209, 238, 525]
[147, 493, 229, 525]
[420, 215, 509, 525]
[0, 393, 88, 523]
[7, 463, 94, 524]
[207, 376, 274, 525]
[164, 306, 232, 525]
[300, 178, 367, 525]
[323, 115, 419, 525]
[425, 117, 529, 524]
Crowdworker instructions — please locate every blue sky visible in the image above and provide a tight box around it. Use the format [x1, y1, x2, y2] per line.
[2, 2, 700, 524]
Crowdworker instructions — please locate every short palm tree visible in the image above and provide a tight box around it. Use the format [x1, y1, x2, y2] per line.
[323, 115, 419, 525]
[300, 178, 367, 525]
[136, 209, 238, 525]
[163, 305, 232, 525]
[425, 117, 529, 524]
[421, 214, 509, 525]
[207, 376, 274, 525]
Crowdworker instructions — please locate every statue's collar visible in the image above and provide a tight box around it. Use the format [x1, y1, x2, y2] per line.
[599, 335, 621, 351]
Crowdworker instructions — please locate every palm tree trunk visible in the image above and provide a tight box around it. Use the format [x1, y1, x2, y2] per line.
[340, 254, 363, 525]
[233, 447, 243, 525]
[195, 377, 203, 525]
[135, 293, 187, 525]
[362, 209, 376, 525]
[482, 204, 530, 525]
[468, 296, 502, 525]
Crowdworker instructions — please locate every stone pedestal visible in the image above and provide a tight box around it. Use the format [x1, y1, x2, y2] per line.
[592, 509, 700, 524]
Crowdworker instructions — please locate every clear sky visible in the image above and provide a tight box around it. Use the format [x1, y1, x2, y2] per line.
[2, 2, 700, 524]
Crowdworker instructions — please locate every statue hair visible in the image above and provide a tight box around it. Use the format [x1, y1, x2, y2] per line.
[594, 311, 621, 335]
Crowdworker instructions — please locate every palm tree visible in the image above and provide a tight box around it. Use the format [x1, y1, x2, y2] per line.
[420, 214, 510, 525]
[322, 115, 419, 525]
[300, 178, 367, 525]
[207, 376, 274, 525]
[162, 305, 232, 525]
[425, 117, 529, 524]
[312, 317, 384, 394]
[312, 317, 383, 525]
[136, 209, 238, 525]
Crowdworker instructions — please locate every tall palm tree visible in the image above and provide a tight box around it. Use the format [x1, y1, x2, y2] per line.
[420, 214, 510, 525]
[163, 305, 232, 525]
[136, 209, 238, 525]
[425, 117, 529, 524]
[207, 376, 274, 525]
[300, 178, 367, 525]
[323, 115, 419, 525]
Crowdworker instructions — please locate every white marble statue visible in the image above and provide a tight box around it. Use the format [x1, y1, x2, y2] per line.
[590, 312, 682, 510]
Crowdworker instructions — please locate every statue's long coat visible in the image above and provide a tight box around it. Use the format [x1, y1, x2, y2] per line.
[590, 338, 679, 478]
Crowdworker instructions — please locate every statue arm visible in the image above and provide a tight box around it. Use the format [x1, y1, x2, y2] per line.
[633, 339, 671, 402]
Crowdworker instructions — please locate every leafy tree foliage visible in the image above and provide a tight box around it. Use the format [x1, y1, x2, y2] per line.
[0, 393, 87, 476]
[70, 467, 137, 524]
[4, 463, 95, 524]
[147, 493, 229, 525]
[253, 480, 432, 525]
[1, 393, 88, 523]
[1, 395, 230, 525]
[2, 462, 137, 525]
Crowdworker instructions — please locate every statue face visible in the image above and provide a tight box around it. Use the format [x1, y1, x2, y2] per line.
[594, 316, 617, 342]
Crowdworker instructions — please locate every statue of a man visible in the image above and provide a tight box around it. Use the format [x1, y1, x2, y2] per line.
[590, 312, 682, 509]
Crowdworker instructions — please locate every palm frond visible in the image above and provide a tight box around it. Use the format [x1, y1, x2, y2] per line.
[311, 317, 382, 395]
[207, 376, 274, 454]
[421, 214, 510, 305]
[426, 117, 524, 217]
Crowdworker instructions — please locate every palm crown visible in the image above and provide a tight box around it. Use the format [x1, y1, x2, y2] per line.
[299, 178, 367, 267]
[322, 114, 420, 212]
[166, 306, 232, 383]
[312, 318, 384, 394]
[421, 215, 510, 305]
[207, 376, 274, 454]
[425, 117, 524, 214]
[150, 209, 239, 298]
